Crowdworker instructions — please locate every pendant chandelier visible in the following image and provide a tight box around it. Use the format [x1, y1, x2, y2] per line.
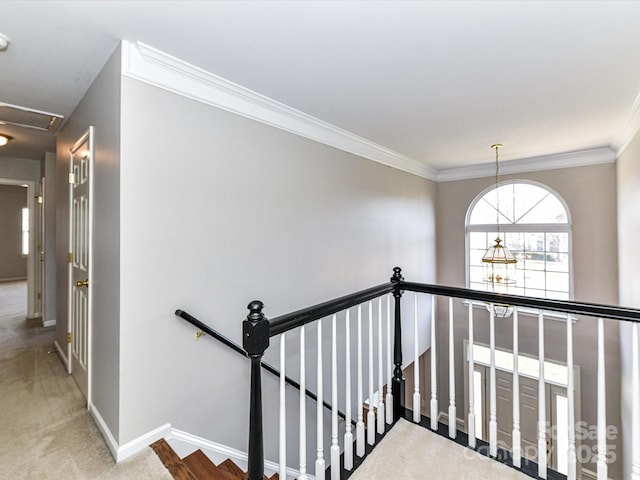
[482, 144, 517, 317]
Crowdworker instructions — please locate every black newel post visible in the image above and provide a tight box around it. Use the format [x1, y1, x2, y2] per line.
[243, 301, 270, 480]
[390, 266, 405, 421]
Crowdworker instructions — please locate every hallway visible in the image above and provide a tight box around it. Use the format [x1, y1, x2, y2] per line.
[0, 281, 170, 479]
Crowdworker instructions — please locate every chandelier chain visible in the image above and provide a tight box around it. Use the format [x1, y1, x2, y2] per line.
[493, 144, 501, 240]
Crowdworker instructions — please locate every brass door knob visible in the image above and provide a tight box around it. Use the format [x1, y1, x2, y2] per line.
[76, 279, 89, 288]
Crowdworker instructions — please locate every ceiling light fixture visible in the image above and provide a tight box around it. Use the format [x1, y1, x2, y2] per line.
[482, 143, 517, 317]
[0, 33, 10, 52]
[0, 134, 12, 146]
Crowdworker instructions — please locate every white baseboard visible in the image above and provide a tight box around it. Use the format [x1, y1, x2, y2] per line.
[53, 340, 68, 370]
[86, 416, 307, 477]
[42, 318, 56, 327]
[89, 403, 171, 463]
[169, 428, 310, 479]
[117, 422, 172, 462]
[89, 403, 120, 460]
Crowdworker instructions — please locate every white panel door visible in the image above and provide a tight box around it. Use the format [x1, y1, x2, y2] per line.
[68, 127, 93, 402]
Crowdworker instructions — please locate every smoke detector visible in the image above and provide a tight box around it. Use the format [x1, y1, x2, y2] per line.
[0, 33, 10, 52]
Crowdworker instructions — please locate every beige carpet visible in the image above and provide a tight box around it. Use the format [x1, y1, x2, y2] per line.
[0, 281, 172, 479]
[350, 418, 530, 480]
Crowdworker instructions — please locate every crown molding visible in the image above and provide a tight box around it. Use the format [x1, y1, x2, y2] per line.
[613, 86, 640, 156]
[120, 41, 436, 181]
[436, 147, 617, 182]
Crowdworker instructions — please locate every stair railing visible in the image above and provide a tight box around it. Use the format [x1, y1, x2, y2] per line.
[174, 309, 353, 425]
[242, 267, 640, 480]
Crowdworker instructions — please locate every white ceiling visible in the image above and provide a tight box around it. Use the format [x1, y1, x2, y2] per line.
[2, 0, 640, 172]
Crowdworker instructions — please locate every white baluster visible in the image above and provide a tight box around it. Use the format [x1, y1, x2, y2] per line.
[386, 294, 393, 424]
[632, 322, 640, 480]
[538, 310, 547, 479]
[367, 301, 376, 445]
[316, 320, 325, 475]
[512, 307, 521, 469]
[431, 294, 438, 431]
[489, 305, 497, 457]
[344, 310, 354, 470]
[468, 301, 475, 448]
[356, 305, 365, 457]
[377, 297, 385, 433]
[279, 333, 287, 479]
[330, 314, 339, 480]
[413, 292, 421, 423]
[449, 297, 456, 438]
[597, 318, 607, 480]
[299, 326, 307, 479]
[567, 314, 576, 480]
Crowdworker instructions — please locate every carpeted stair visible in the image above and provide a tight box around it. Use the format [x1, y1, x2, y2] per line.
[151, 439, 279, 480]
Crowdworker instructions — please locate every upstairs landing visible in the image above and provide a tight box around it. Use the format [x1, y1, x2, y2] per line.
[349, 418, 531, 480]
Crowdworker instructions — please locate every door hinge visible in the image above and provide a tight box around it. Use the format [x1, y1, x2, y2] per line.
[37, 292, 41, 300]
[67, 332, 72, 343]
[68, 252, 73, 263]
[68, 172, 76, 184]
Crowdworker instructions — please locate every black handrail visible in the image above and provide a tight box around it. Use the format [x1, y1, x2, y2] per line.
[269, 282, 394, 336]
[174, 309, 354, 425]
[400, 281, 640, 323]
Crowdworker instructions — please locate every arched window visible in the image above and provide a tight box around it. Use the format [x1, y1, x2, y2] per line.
[466, 181, 572, 300]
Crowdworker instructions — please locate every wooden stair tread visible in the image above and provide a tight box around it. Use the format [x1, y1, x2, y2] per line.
[183, 449, 229, 480]
[150, 438, 197, 480]
[217, 458, 247, 480]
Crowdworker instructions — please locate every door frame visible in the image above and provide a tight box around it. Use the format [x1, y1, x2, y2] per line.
[463, 339, 582, 476]
[67, 126, 94, 405]
[0, 177, 38, 318]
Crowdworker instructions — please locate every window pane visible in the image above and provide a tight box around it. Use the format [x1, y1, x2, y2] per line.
[547, 272, 569, 293]
[517, 193, 567, 224]
[511, 183, 548, 223]
[546, 290, 570, 300]
[469, 232, 488, 249]
[510, 286, 525, 296]
[546, 232, 569, 253]
[555, 394, 569, 475]
[524, 232, 545, 253]
[504, 232, 524, 252]
[525, 288, 547, 299]
[470, 249, 487, 266]
[524, 270, 546, 289]
[21, 207, 29, 256]
[469, 199, 498, 224]
[470, 266, 485, 283]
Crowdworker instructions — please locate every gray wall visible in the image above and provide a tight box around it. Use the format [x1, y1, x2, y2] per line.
[117, 75, 437, 464]
[56, 45, 122, 440]
[0, 184, 28, 280]
[435, 163, 622, 478]
[616, 129, 640, 480]
[0, 156, 41, 182]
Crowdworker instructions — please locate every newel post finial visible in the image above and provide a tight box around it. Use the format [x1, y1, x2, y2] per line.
[243, 300, 269, 480]
[391, 266, 404, 284]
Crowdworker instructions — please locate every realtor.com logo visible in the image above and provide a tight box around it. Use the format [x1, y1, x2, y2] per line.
[464, 421, 618, 464]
